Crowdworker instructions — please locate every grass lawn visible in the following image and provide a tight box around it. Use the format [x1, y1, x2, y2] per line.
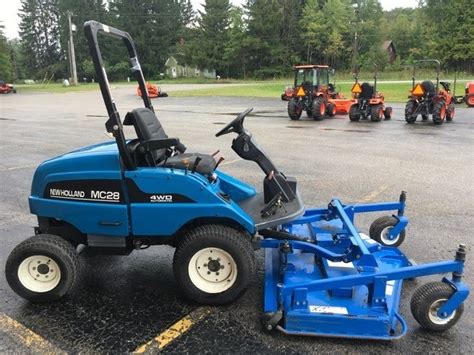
[171, 80, 470, 102]
[13, 77, 470, 102]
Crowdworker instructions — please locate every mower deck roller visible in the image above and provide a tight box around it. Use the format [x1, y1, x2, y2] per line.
[261, 193, 468, 340]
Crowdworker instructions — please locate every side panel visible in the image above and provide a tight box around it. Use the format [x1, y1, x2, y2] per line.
[125, 168, 255, 236]
[30, 176, 129, 236]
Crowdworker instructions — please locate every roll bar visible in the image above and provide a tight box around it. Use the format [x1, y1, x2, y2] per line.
[412, 59, 441, 91]
[84, 20, 152, 170]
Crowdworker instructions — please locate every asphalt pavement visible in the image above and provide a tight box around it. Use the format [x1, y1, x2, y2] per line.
[0, 87, 473, 353]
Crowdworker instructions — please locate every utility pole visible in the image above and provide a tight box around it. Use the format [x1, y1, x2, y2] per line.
[351, 0, 360, 68]
[67, 11, 78, 85]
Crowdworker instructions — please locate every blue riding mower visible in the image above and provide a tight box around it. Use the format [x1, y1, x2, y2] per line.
[5, 21, 468, 340]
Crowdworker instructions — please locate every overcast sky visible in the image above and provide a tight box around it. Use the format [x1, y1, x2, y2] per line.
[1, 0, 419, 40]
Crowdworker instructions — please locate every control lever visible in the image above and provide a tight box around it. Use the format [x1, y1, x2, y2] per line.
[191, 157, 202, 174]
[214, 157, 225, 171]
[261, 192, 284, 218]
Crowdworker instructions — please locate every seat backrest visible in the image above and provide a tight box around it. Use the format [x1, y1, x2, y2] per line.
[360, 82, 374, 99]
[421, 80, 436, 96]
[124, 107, 168, 163]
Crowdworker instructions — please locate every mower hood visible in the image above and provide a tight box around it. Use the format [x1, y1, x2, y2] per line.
[30, 141, 122, 198]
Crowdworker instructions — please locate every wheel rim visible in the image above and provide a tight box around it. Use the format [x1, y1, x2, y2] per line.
[378, 107, 383, 118]
[17, 255, 61, 293]
[428, 298, 456, 325]
[380, 226, 399, 246]
[320, 103, 325, 116]
[188, 247, 237, 294]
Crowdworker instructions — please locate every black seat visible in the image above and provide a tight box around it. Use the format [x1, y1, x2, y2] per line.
[360, 82, 374, 99]
[124, 108, 215, 175]
[421, 80, 436, 97]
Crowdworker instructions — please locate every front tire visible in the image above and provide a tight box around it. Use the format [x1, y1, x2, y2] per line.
[5, 234, 80, 302]
[326, 102, 336, 117]
[446, 103, 454, 122]
[432, 99, 446, 125]
[311, 97, 326, 121]
[369, 216, 406, 247]
[288, 98, 302, 120]
[173, 224, 256, 304]
[349, 104, 361, 121]
[370, 104, 384, 122]
[411, 282, 464, 332]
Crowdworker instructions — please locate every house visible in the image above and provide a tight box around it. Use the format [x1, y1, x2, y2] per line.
[382, 40, 397, 64]
[164, 56, 216, 79]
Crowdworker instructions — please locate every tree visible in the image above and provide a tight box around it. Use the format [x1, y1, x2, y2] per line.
[18, 0, 62, 79]
[190, 0, 232, 76]
[245, 0, 293, 78]
[223, 6, 249, 78]
[301, 0, 353, 68]
[57, 0, 108, 80]
[422, 0, 474, 71]
[0, 24, 13, 81]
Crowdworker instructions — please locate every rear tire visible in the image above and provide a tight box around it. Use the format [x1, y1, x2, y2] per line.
[405, 100, 418, 123]
[384, 106, 392, 120]
[288, 98, 302, 120]
[311, 97, 326, 121]
[369, 216, 405, 247]
[432, 100, 446, 125]
[370, 104, 384, 122]
[467, 94, 474, 107]
[5, 234, 80, 302]
[173, 224, 256, 304]
[411, 282, 464, 332]
[349, 104, 361, 121]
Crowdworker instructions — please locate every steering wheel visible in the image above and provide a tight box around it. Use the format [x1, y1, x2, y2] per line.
[215, 108, 253, 137]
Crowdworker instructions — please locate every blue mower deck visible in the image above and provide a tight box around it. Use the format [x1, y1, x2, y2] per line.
[261, 196, 468, 340]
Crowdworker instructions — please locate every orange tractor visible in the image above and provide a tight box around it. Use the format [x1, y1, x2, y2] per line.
[0, 80, 17, 94]
[282, 65, 355, 120]
[136, 81, 168, 98]
[348, 68, 392, 122]
[405, 60, 455, 125]
[462, 82, 474, 107]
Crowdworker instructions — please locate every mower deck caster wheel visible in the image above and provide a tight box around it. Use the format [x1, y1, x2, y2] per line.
[411, 281, 464, 332]
[173, 224, 256, 304]
[369, 216, 405, 247]
[5, 234, 81, 302]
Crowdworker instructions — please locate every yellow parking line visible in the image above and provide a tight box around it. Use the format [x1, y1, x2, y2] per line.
[0, 313, 66, 354]
[359, 184, 391, 203]
[0, 164, 37, 172]
[134, 307, 212, 353]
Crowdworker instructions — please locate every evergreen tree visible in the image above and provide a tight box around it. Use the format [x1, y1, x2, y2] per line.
[18, 0, 62, 79]
[245, 0, 289, 77]
[0, 24, 13, 81]
[190, 0, 232, 76]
